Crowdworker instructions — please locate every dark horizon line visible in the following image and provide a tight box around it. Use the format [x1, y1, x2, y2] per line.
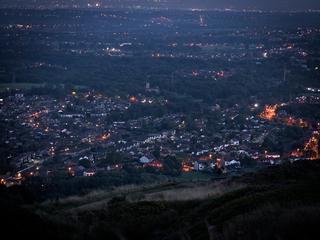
[1, 6, 320, 13]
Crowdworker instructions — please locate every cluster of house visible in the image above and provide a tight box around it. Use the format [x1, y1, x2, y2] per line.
[1, 89, 305, 187]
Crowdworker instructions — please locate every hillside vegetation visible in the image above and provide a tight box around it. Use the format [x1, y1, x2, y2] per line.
[2, 160, 320, 240]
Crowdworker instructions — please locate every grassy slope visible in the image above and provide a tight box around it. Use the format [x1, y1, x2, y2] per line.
[2, 160, 320, 240]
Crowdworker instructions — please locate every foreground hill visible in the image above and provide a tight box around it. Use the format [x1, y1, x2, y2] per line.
[2, 160, 320, 240]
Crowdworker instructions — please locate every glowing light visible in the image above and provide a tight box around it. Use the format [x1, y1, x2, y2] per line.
[304, 131, 320, 160]
[216, 71, 225, 77]
[0, 178, 6, 185]
[259, 104, 279, 120]
[99, 133, 110, 141]
[284, 117, 309, 128]
[215, 158, 224, 169]
[130, 96, 137, 103]
[192, 71, 199, 77]
[291, 148, 303, 158]
[262, 51, 268, 58]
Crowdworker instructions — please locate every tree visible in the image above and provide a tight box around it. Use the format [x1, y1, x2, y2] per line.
[79, 158, 91, 169]
[162, 156, 182, 176]
[153, 147, 161, 159]
[239, 155, 257, 168]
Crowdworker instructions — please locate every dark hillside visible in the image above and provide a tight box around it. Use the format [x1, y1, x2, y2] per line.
[1, 160, 320, 240]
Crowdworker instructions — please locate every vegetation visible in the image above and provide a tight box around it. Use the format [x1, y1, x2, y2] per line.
[1, 160, 320, 239]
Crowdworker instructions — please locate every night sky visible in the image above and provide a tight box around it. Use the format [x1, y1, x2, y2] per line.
[1, 0, 320, 10]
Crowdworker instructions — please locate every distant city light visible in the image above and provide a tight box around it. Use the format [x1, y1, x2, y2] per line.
[262, 51, 268, 58]
[130, 96, 137, 103]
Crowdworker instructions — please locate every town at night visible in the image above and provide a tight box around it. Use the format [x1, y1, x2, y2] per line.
[1, 1, 320, 239]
